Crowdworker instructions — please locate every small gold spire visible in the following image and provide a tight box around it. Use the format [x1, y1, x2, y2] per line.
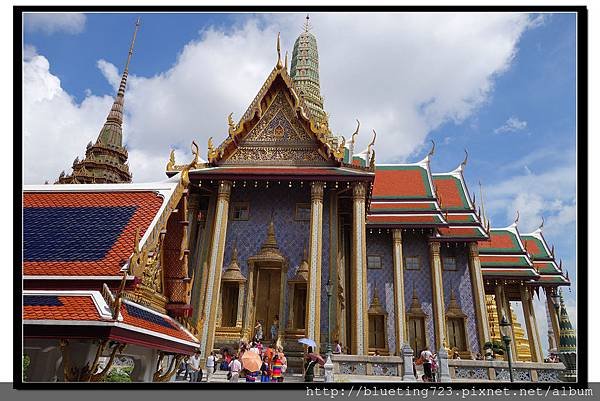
[284, 51, 288, 71]
[276, 32, 283, 69]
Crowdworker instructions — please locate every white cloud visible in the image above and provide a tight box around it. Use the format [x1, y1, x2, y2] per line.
[24, 13, 86, 35]
[494, 116, 528, 134]
[97, 59, 121, 91]
[23, 49, 114, 184]
[24, 13, 539, 183]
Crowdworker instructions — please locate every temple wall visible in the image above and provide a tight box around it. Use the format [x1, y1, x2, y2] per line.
[440, 244, 480, 353]
[401, 231, 435, 350]
[366, 231, 396, 355]
[223, 185, 310, 329]
[221, 184, 331, 335]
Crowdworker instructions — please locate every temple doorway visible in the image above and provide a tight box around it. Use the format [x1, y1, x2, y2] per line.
[254, 266, 281, 343]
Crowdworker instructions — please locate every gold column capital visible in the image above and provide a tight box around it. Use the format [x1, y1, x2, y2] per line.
[217, 180, 232, 198]
[311, 181, 325, 201]
[353, 182, 367, 199]
[429, 241, 441, 254]
[468, 242, 479, 257]
[392, 228, 402, 243]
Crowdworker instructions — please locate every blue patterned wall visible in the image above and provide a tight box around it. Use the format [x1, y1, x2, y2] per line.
[366, 231, 396, 355]
[440, 244, 480, 352]
[222, 184, 331, 336]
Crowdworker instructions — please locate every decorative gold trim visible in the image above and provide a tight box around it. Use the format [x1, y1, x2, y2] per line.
[153, 352, 185, 382]
[59, 339, 126, 382]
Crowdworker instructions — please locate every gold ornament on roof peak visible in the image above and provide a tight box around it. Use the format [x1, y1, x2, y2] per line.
[191, 140, 200, 168]
[276, 32, 283, 69]
[166, 149, 176, 171]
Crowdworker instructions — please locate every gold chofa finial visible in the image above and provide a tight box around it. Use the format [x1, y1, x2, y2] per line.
[276, 32, 283, 69]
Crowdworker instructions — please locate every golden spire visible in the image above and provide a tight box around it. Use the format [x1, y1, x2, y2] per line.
[276, 32, 283, 69]
[284, 50, 288, 71]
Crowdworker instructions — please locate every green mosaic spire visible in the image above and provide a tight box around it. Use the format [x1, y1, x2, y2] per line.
[558, 291, 576, 353]
[290, 15, 328, 127]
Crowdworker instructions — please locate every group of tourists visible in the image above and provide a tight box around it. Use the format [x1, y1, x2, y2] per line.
[221, 340, 287, 383]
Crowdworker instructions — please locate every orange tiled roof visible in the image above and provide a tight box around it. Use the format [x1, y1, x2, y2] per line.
[433, 176, 470, 209]
[372, 166, 433, 199]
[23, 191, 164, 277]
[23, 295, 101, 321]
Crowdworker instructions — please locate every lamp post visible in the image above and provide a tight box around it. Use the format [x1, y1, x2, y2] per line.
[325, 279, 333, 357]
[499, 315, 514, 383]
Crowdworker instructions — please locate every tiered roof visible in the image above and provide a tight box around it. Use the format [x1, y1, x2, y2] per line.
[23, 175, 201, 354]
[368, 155, 447, 227]
[23, 182, 177, 279]
[521, 227, 570, 286]
[432, 158, 489, 241]
[23, 291, 198, 354]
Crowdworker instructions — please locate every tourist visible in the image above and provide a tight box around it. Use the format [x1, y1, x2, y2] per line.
[228, 354, 242, 382]
[271, 315, 279, 340]
[277, 346, 287, 375]
[176, 356, 189, 381]
[271, 354, 283, 382]
[206, 351, 216, 381]
[249, 342, 260, 354]
[260, 355, 270, 382]
[420, 347, 433, 382]
[245, 368, 258, 383]
[333, 340, 342, 354]
[254, 320, 263, 342]
[188, 350, 203, 382]
[304, 346, 317, 382]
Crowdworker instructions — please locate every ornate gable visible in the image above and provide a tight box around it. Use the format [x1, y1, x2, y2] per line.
[222, 85, 334, 166]
[207, 47, 346, 167]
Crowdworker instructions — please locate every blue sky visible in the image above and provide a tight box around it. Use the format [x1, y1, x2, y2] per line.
[22, 12, 578, 348]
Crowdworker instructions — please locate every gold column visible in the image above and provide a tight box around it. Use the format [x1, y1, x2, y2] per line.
[198, 180, 231, 364]
[277, 263, 288, 348]
[546, 289, 561, 351]
[468, 242, 490, 352]
[429, 241, 446, 350]
[306, 182, 324, 350]
[494, 284, 517, 358]
[236, 283, 245, 328]
[242, 263, 256, 342]
[351, 182, 368, 355]
[520, 286, 543, 362]
[392, 229, 407, 353]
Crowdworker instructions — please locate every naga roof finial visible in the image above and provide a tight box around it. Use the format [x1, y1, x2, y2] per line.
[539, 216, 545, 230]
[351, 119, 360, 145]
[427, 140, 436, 158]
[514, 210, 520, 225]
[460, 149, 468, 169]
[276, 32, 283, 69]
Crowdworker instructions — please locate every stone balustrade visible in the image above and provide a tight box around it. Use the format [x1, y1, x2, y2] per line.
[330, 353, 566, 382]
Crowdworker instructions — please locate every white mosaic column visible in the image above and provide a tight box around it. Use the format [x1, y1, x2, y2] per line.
[392, 229, 407, 351]
[468, 242, 490, 352]
[429, 241, 446, 350]
[352, 182, 368, 355]
[198, 180, 231, 365]
[306, 181, 324, 351]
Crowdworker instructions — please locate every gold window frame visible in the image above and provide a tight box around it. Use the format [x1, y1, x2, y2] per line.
[367, 255, 382, 270]
[442, 256, 457, 271]
[295, 203, 311, 221]
[404, 255, 421, 271]
[231, 202, 250, 221]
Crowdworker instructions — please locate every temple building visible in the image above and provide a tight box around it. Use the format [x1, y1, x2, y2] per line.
[22, 17, 575, 382]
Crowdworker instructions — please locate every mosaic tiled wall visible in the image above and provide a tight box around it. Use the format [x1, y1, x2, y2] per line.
[440, 244, 479, 352]
[366, 231, 396, 355]
[221, 185, 331, 335]
[401, 230, 436, 350]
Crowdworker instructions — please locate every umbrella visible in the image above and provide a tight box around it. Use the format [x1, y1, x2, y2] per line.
[241, 351, 262, 372]
[298, 338, 317, 348]
[308, 352, 326, 367]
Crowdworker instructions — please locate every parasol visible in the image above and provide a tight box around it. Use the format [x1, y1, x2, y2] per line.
[298, 338, 317, 348]
[241, 350, 262, 372]
[308, 352, 326, 367]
